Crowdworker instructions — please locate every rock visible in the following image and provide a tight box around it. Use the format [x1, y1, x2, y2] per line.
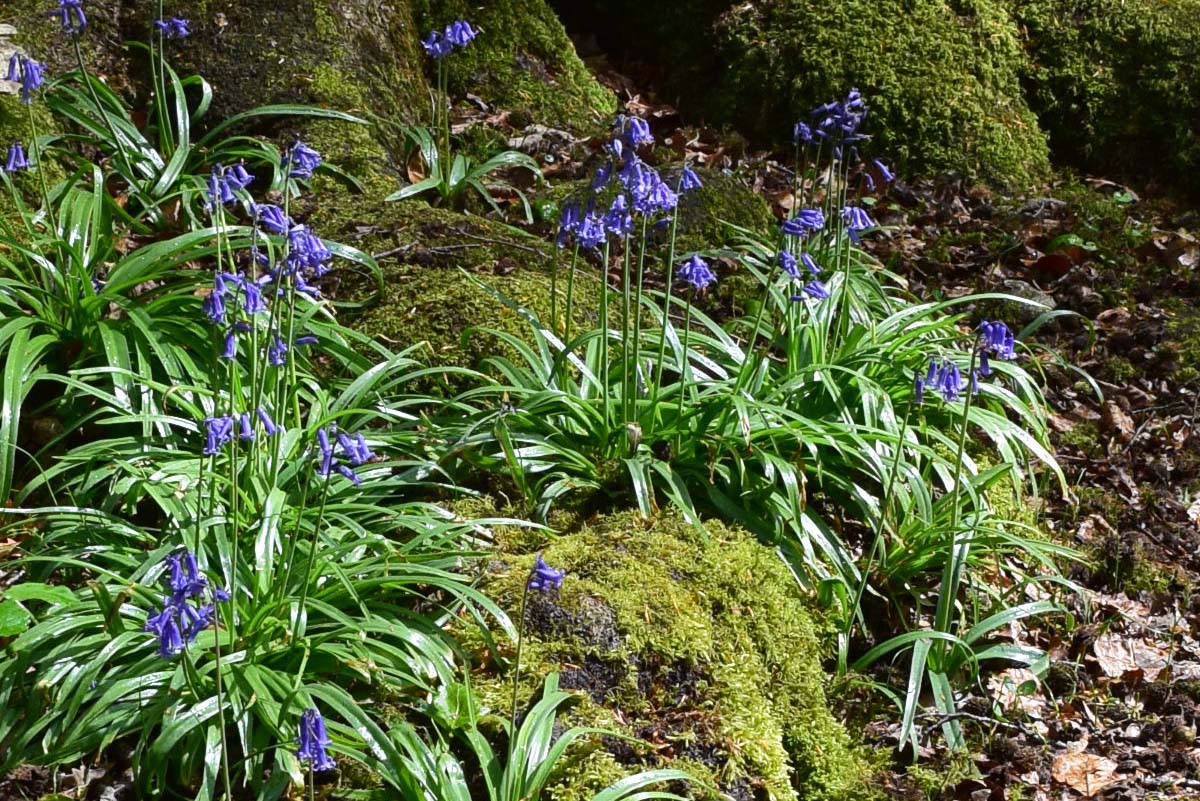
[461, 509, 866, 801]
[1012, 0, 1200, 195]
[551, 0, 1051, 186]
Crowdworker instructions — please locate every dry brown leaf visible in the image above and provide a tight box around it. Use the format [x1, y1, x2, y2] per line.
[1051, 751, 1119, 797]
[1093, 632, 1168, 681]
[1101, 401, 1135, 442]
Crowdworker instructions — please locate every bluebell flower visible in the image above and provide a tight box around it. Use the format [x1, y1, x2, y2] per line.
[221, 331, 237, 360]
[800, 252, 822, 276]
[932, 360, 965, 403]
[241, 277, 268, 314]
[782, 208, 824, 237]
[528, 554, 564, 591]
[287, 225, 333, 274]
[799, 280, 830, 300]
[603, 194, 632, 237]
[336, 464, 362, 485]
[256, 407, 280, 435]
[793, 121, 812, 146]
[556, 202, 580, 248]
[6, 55, 45, 105]
[5, 142, 28, 172]
[969, 369, 979, 395]
[203, 415, 235, 455]
[295, 334, 319, 346]
[913, 369, 926, 404]
[444, 19, 477, 47]
[207, 166, 234, 207]
[841, 206, 876, 242]
[238, 412, 254, 441]
[811, 88, 868, 149]
[48, 0, 87, 34]
[297, 708, 336, 772]
[872, 158, 895, 184]
[590, 160, 613, 193]
[283, 140, 321, 179]
[203, 288, 226, 325]
[679, 164, 702, 192]
[267, 336, 288, 367]
[225, 163, 252, 190]
[145, 606, 184, 658]
[677, 255, 716, 291]
[576, 211, 606, 251]
[166, 550, 208, 604]
[421, 30, 453, 58]
[256, 203, 291, 235]
[317, 427, 332, 456]
[621, 116, 653, 148]
[978, 350, 992, 377]
[154, 16, 190, 38]
[778, 249, 800, 280]
[978, 320, 1016, 360]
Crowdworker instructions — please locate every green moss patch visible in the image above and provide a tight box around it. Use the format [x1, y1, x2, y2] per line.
[414, 0, 616, 133]
[460, 510, 868, 801]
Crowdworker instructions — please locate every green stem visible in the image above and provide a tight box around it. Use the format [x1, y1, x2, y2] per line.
[509, 578, 531, 745]
[674, 294, 695, 454]
[630, 217, 650, 435]
[563, 243, 580, 345]
[25, 104, 57, 233]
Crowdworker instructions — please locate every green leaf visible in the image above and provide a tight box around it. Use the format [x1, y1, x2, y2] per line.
[0, 599, 32, 636]
[4, 583, 77, 606]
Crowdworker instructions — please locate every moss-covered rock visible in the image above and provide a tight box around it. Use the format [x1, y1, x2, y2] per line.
[310, 195, 602, 382]
[552, 0, 1049, 186]
[461, 510, 868, 801]
[1011, 0, 1200, 193]
[414, 0, 616, 133]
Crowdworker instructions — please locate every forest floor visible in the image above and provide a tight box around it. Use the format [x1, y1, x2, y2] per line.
[475, 57, 1200, 796]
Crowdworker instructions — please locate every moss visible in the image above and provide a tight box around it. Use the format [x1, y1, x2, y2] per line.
[413, 0, 616, 133]
[309, 196, 601, 384]
[459, 509, 869, 801]
[1012, 0, 1200, 194]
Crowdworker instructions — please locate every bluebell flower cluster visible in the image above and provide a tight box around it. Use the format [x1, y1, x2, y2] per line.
[315, 427, 375, 485]
[810, 88, 868, 154]
[48, 0, 86, 34]
[143, 550, 229, 659]
[979, 320, 1016, 360]
[556, 116, 701, 252]
[677, 254, 716, 291]
[6, 143, 28, 172]
[422, 19, 477, 58]
[5, 55, 45, 104]
[296, 708, 336, 772]
[925, 358, 966, 403]
[206, 163, 253, 209]
[782, 208, 825, 238]
[528, 554, 564, 591]
[154, 16, 190, 39]
[842, 206, 876, 243]
[797, 280, 831, 301]
[203, 408, 280, 454]
[283, 140, 321, 180]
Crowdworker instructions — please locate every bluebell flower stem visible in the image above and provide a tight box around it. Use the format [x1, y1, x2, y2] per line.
[630, 217, 650, 435]
[674, 292, 695, 454]
[25, 104, 57, 233]
[619, 229, 633, 430]
[648, 198, 683, 439]
[562, 242, 580, 348]
[599, 240, 612, 440]
[291, 468, 334, 643]
[211, 592, 233, 800]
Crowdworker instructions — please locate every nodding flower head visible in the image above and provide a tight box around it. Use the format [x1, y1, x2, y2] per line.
[556, 201, 581, 248]
[778, 249, 800, 280]
[978, 320, 1016, 360]
[6, 55, 45, 105]
[782, 208, 825, 237]
[800, 252, 822, 276]
[203, 415, 235, 455]
[207, 166, 235, 208]
[154, 16, 190, 38]
[679, 164, 703, 192]
[841, 206, 876, 242]
[796, 279, 830, 301]
[283, 140, 321, 179]
[576, 211, 606, 251]
[48, 0, 87, 34]
[619, 115, 654, 149]
[793, 121, 812, 146]
[5, 142, 28, 172]
[913, 369, 926, 404]
[931, 359, 965, 403]
[225, 163, 253, 191]
[444, 19, 477, 47]
[811, 88, 868, 145]
[872, 158, 895, 184]
[677, 254, 716, 291]
[528, 554, 564, 592]
[421, 30, 452, 58]
[603, 193, 632, 237]
[255, 203, 291, 235]
[297, 708, 337, 772]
